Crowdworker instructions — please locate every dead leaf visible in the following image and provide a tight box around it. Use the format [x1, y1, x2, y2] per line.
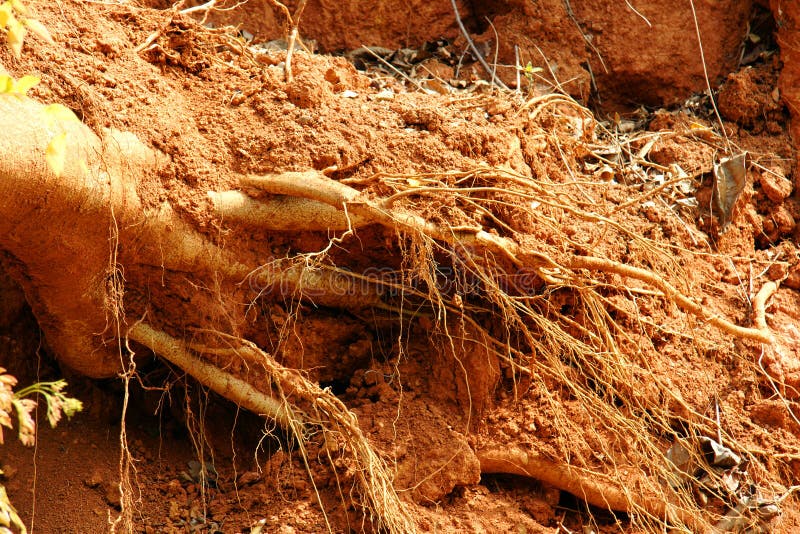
[713, 152, 746, 231]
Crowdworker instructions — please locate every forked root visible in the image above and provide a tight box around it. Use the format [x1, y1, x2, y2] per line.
[478, 446, 707, 532]
[127, 322, 417, 534]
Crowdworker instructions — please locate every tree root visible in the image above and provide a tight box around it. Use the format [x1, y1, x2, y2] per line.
[240, 172, 525, 265]
[0, 98, 383, 375]
[478, 446, 707, 532]
[127, 323, 417, 534]
[565, 256, 775, 345]
[208, 190, 369, 231]
[219, 170, 778, 346]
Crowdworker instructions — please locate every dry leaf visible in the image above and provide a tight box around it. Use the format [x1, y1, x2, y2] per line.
[713, 152, 747, 231]
[6, 20, 26, 59]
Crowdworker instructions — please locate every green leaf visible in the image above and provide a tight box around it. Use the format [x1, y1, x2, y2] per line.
[46, 131, 67, 177]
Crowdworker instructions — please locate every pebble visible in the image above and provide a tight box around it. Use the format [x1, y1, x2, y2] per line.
[760, 170, 793, 203]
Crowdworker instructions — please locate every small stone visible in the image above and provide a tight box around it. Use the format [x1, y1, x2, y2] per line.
[760, 170, 793, 203]
[785, 264, 800, 289]
[85, 469, 103, 488]
[237, 471, 261, 486]
[166, 479, 184, 496]
[168, 500, 182, 521]
[770, 205, 796, 234]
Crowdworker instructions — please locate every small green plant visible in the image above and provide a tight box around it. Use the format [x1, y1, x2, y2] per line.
[0, 369, 82, 534]
[0, 0, 52, 59]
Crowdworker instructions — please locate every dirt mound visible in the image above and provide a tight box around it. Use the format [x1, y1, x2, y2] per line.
[0, 1, 798, 533]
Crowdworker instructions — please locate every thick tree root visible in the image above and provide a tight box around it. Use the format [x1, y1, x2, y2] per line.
[128, 323, 289, 423]
[0, 98, 382, 375]
[478, 446, 707, 532]
[208, 190, 369, 231]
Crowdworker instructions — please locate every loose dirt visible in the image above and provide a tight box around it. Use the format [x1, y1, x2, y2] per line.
[0, 1, 799, 533]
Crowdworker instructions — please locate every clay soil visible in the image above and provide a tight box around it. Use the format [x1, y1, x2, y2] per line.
[0, 1, 799, 533]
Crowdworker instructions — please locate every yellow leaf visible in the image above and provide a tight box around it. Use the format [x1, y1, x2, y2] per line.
[9, 0, 26, 15]
[46, 131, 67, 177]
[0, 3, 12, 28]
[7, 19, 26, 59]
[23, 18, 52, 43]
[12, 74, 38, 94]
[0, 74, 12, 94]
[43, 103, 78, 123]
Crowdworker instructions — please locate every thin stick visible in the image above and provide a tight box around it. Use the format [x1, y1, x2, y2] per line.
[449, 0, 509, 90]
[284, 0, 308, 83]
[688, 0, 731, 153]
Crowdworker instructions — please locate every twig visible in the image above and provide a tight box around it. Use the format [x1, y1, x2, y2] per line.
[284, 0, 308, 83]
[562, 0, 607, 73]
[134, 2, 183, 54]
[449, 0, 509, 90]
[625, 0, 652, 27]
[485, 16, 501, 89]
